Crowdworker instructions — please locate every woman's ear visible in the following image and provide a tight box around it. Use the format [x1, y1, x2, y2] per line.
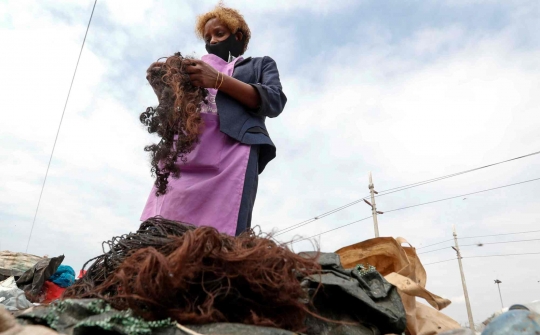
[235, 31, 243, 41]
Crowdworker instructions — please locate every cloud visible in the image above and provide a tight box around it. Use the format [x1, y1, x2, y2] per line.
[447, 295, 465, 304]
[1, 0, 539, 325]
[199, 0, 363, 14]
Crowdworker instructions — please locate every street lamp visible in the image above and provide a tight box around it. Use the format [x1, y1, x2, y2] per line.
[494, 279, 503, 309]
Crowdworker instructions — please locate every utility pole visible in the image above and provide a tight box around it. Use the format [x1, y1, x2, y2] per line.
[494, 279, 504, 309]
[452, 225, 476, 332]
[364, 172, 383, 237]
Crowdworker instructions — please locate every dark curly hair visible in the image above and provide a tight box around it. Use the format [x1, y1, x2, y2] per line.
[140, 53, 208, 196]
[63, 221, 326, 333]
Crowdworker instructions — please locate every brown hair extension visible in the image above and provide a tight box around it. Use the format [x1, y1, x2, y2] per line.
[140, 53, 208, 196]
[64, 224, 323, 332]
[63, 217, 196, 298]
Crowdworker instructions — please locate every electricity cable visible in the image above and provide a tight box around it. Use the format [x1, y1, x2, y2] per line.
[26, 0, 98, 253]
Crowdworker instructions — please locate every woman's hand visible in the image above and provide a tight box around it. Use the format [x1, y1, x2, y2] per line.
[184, 59, 261, 109]
[184, 59, 220, 89]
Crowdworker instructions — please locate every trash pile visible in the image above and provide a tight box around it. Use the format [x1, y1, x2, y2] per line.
[482, 304, 540, 334]
[2, 217, 534, 334]
[482, 300, 540, 326]
[59, 217, 407, 334]
[336, 237, 461, 334]
[0, 251, 77, 313]
[443, 303, 540, 335]
[0, 251, 42, 280]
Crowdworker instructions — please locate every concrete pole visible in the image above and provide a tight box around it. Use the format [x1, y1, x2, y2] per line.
[495, 279, 504, 309]
[369, 172, 380, 237]
[453, 225, 476, 332]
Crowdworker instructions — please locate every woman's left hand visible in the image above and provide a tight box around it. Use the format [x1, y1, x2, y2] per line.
[184, 59, 220, 89]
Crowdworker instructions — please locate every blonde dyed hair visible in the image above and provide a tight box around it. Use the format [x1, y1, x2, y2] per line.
[195, 2, 251, 54]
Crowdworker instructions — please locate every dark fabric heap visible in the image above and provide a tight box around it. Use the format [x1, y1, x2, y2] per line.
[16, 256, 64, 298]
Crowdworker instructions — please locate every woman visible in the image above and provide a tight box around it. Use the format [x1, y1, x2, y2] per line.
[141, 4, 287, 236]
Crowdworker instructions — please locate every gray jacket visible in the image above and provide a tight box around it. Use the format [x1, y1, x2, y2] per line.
[215, 56, 287, 173]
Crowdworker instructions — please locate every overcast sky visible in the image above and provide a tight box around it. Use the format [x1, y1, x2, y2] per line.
[1, 0, 539, 326]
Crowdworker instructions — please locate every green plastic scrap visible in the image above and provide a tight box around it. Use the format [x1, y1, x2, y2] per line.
[39, 300, 68, 329]
[76, 314, 175, 335]
[85, 299, 113, 313]
[33, 299, 175, 335]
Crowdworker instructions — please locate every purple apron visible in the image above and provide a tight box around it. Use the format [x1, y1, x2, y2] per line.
[140, 55, 251, 236]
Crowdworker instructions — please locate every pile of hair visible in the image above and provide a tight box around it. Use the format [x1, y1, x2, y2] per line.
[63, 217, 323, 332]
[140, 52, 208, 196]
[62, 217, 196, 297]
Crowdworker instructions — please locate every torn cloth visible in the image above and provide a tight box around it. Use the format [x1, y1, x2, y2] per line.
[303, 253, 406, 335]
[16, 256, 64, 298]
[48, 265, 75, 288]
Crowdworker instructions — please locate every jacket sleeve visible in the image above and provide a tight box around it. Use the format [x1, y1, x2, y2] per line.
[249, 56, 287, 118]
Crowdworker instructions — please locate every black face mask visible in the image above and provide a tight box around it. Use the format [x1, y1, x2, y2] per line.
[205, 33, 244, 62]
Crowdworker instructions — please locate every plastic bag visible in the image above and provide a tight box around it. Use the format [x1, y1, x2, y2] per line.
[16, 255, 64, 298]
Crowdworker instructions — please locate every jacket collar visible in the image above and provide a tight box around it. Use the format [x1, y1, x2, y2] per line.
[234, 56, 252, 67]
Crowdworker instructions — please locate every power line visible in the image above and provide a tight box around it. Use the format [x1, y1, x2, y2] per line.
[460, 229, 540, 240]
[288, 177, 540, 243]
[424, 258, 456, 266]
[275, 150, 540, 236]
[461, 238, 540, 247]
[417, 229, 540, 250]
[466, 252, 540, 259]
[373, 150, 540, 198]
[385, 177, 540, 214]
[288, 216, 373, 245]
[25, 0, 98, 253]
[418, 237, 540, 255]
[417, 239, 454, 250]
[275, 199, 365, 236]
[423, 252, 540, 266]
[418, 247, 451, 255]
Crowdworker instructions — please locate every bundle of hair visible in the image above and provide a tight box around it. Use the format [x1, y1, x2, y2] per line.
[63, 218, 323, 332]
[63, 217, 196, 298]
[140, 53, 208, 196]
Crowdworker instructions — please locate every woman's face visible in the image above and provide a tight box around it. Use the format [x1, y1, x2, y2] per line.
[203, 18, 242, 44]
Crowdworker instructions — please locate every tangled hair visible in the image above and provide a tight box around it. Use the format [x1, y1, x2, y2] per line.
[195, 2, 251, 53]
[140, 53, 208, 196]
[63, 217, 196, 298]
[63, 219, 324, 332]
